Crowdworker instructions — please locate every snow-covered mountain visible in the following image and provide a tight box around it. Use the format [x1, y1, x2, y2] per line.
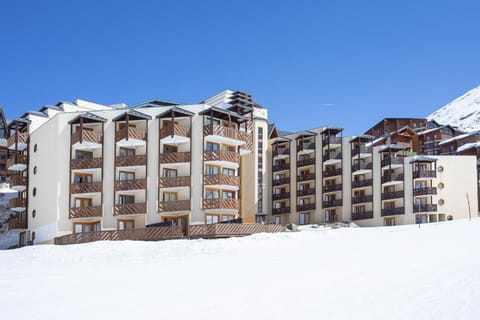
[427, 85, 480, 132]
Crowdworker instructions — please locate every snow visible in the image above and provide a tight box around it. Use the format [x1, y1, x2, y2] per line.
[438, 131, 479, 146]
[1, 219, 480, 319]
[457, 142, 480, 153]
[428, 85, 480, 132]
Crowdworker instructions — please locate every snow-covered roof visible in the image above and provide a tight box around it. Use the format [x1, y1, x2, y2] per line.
[417, 126, 445, 135]
[457, 142, 480, 153]
[438, 131, 479, 145]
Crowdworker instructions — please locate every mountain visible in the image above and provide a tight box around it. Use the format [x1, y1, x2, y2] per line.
[427, 85, 480, 132]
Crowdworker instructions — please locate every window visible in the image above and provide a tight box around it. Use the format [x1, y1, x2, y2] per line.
[222, 144, 235, 152]
[32, 210, 36, 218]
[274, 216, 281, 225]
[118, 195, 135, 205]
[75, 198, 92, 208]
[75, 150, 93, 159]
[206, 214, 219, 224]
[163, 144, 177, 153]
[384, 217, 396, 226]
[119, 171, 135, 181]
[163, 168, 177, 177]
[163, 192, 178, 201]
[118, 123, 136, 130]
[119, 147, 135, 157]
[299, 213, 310, 225]
[32, 187, 37, 197]
[222, 191, 235, 199]
[222, 168, 235, 176]
[33, 166, 37, 175]
[204, 117, 221, 126]
[205, 165, 220, 175]
[74, 221, 100, 233]
[74, 173, 93, 184]
[34, 144, 38, 152]
[206, 142, 219, 151]
[256, 215, 265, 223]
[206, 189, 220, 199]
[118, 220, 134, 230]
[221, 215, 234, 222]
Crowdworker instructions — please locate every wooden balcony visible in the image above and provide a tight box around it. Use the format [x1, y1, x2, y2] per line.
[297, 203, 316, 211]
[7, 132, 28, 148]
[8, 213, 27, 230]
[9, 175, 27, 188]
[352, 195, 373, 204]
[322, 136, 342, 146]
[115, 127, 147, 142]
[413, 187, 437, 196]
[70, 158, 103, 170]
[114, 203, 147, 215]
[272, 206, 290, 214]
[297, 173, 315, 182]
[70, 181, 103, 194]
[115, 179, 147, 191]
[9, 197, 26, 209]
[273, 162, 290, 172]
[158, 200, 191, 212]
[203, 174, 240, 187]
[381, 173, 404, 184]
[160, 123, 191, 139]
[272, 191, 290, 200]
[413, 204, 438, 213]
[351, 145, 372, 157]
[323, 152, 342, 161]
[381, 191, 404, 200]
[413, 170, 437, 179]
[203, 150, 239, 163]
[203, 125, 251, 145]
[352, 179, 373, 188]
[352, 211, 373, 220]
[159, 152, 191, 164]
[352, 162, 373, 171]
[296, 158, 315, 167]
[71, 131, 102, 145]
[116, 155, 147, 167]
[297, 188, 315, 197]
[323, 199, 343, 208]
[158, 176, 191, 188]
[322, 168, 342, 178]
[6, 155, 27, 168]
[381, 157, 404, 167]
[323, 184, 342, 193]
[381, 207, 404, 216]
[273, 148, 290, 158]
[202, 198, 240, 210]
[69, 206, 102, 218]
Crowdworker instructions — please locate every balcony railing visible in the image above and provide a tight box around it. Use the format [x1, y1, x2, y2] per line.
[70, 158, 103, 170]
[272, 162, 291, 172]
[323, 184, 342, 193]
[116, 155, 147, 167]
[7, 132, 28, 148]
[203, 125, 251, 145]
[272, 192, 290, 200]
[297, 173, 315, 182]
[323, 152, 342, 161]
[352, 179, 373, 188]
[296, 158, 315, 167]
[8, 214, 27, 230]
[413, 170, 437, 179]
[352, 195, 373, 204]
[71, 131, 102, 145]
[9, 175, 27, 188]
[9, 197, 26, 209]
[272, 177, 290, 186]
[297, 188, 315, 197]
[160, 123, 191, 139]
[323, 199, 343, 208]
[381, 207, 404, 216]
[158, 176, 191, 188]
[115, 127, 147, 142]
[70, 181, 103, 194]
[203, 174, 240, 187]
[297, 142, 315, 152]
[115, 179, 147, 191]
[322, 168, 342, 178]
[158, 200, 191, 212]
[273, 148, 290, 158]
[114, 203, 147, 215]
[352, 162, 373, 172]
[381, 157, 404, 167]
[6, 155, 27, 168]
[352, 211, 374, 220]
[69, 206, 103, 218]
[204, 150, 239, 163]
[159, 152, 191, 164]
[202, 198, 240, 210]
[381, 173, 404, 184]
[351, 145, 372, 157]
[272, 206, 290, 214]
[413, 187, 437, 196]
[297, 203, 316, 211]
[322, 136, 342, 146]
[381, 191, 404, 200]
[413, 204, 437, 213]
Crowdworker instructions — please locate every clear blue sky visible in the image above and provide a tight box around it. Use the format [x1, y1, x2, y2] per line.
[1, 0, 479, 135]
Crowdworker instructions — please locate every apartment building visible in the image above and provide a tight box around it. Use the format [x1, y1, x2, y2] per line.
[5, 91, 269, 245]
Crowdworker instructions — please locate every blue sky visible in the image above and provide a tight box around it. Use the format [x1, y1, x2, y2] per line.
[0, 0, 479, 135]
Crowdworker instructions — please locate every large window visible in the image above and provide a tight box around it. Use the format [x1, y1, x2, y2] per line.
[163, 168, 177, 177]
[206, 214, 219, 224]
[222, 168, 235, 176]
[206, 142, 219, 151]
[205, 165, 220, 175]
[299, 213, 310, 225]
[74, 221, 100, 233]
[206, 189, 220, 199]
[163, 192, 178, 202]
[74, 173, 93, 184]
[274, 216, 281, 225]
[74, 198, 92, 208]
[119, 147, 135, 157]
[118, 219, 134, 230]
[118, 195, 135, 205]
[75, 150, 93, 159]
[119, 171, 135, 181]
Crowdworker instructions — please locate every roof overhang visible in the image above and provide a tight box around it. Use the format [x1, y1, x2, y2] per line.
[69, 112, 107, 124]
[199, 107, 249, 123]
[156, 107, 194, 119]
[113, 109, 152, 122]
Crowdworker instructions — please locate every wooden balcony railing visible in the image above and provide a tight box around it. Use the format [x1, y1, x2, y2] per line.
[69, 206, 103, 218]
[8, 213, 27, 230]
[323, 152, 342, 161]
[413, 204, 438, 213]
[352, 162, 373, 172]
[70, 181, 103, 194]
[115, 127, 147, 142]
[160, 123, 191, 139]
[272, 207, 290, 214]
[297, 173, 316, 182]
[203, 125, 251, 145]
[381, 173, 404, 184]
[203, 174, 240, 187]
[323, 184, 342, 193]
[322, 168, 342, 178]
[9, 197, 26, 209]
[352, 211, 373, 220]
[158, 200, 191, 212]
[413, 187, 437, 196]
[272, 192, 290, 200]
[203, 150, 239, 163]
[115, 179, 147, 191]
[351, 145, 372, 157]
[296, 158, 315, 167]
[322, 136, 342, 146]
[273, 148, 290, 157]
[7, 132, 28, 148]
[114, 203, 147, 215]
[352, 179, 373, 188]
[352, 195, 373, 204]
[116, 155, 147, 167]
[297, 203, 316, 211]
[158, 176, 191, 188]
[381, 157, 404, 167]
[273, 162, 291, 172]
[297, 188, 315, 197]
[9, 175, 27, 188]
[159, 152, 191, 164]
[6, 155, 27, 168]
[413, 170, 437, 179]
[323, 199, 343, 208]
[381, 207, 404, 216]
[71, 131, 102, 145]
[202, 198, 240, 210]
[70, 158, 103, 170]
[381, 191, 404, 200]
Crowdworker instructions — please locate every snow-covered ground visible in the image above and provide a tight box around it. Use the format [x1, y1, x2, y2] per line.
[1, 219, 479, 320]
